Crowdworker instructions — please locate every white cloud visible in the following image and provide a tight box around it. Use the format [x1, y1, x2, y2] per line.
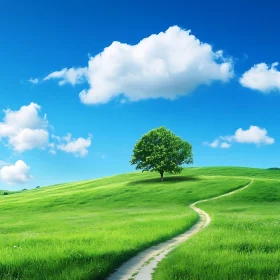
[51, 134, 61, 142]
[0, 160, 32, 185]
[0, 104, 92, 157]
[10, 129, 49, 152]
[204, 125, 274, 148]
[204, 139, 219, 148]
[203, 139, 230, 149]
[220, 142, 231, 149]
[0, 103, 49, 152]
[48, 142, 56, 154]
[44, 67, 88, 86]
[240, 62, 280, 92]
[233, 126, 274, 145]
[29, 78, 39, 84]
[57, 133, 92, 157]
[44, 26, 233, 104]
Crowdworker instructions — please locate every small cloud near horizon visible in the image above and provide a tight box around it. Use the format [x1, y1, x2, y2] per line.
[204, 125, 274, 149]
[0, 160, 32, 185]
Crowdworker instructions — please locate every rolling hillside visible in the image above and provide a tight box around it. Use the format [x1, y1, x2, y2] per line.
[0, 167, 276, 279]
[0, 190, 16, 195]
[154, 168, 280, 279]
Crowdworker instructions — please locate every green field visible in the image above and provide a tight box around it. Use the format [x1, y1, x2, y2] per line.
[0, 190, 17, 195]
[0, 167, 279, 280]
[0, 168, 249, 280]
[154, 168, 280, 280]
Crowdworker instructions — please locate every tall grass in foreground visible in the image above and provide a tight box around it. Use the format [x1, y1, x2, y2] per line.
[0, 169, 248, 280]
[154, 177, 280, 280]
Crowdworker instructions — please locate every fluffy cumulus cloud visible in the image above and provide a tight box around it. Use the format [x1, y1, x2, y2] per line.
[232, 126, 274, 145]
[204, 125, 274, 148]
[0, 160, 32, 185]
[240, 62, 280, 92]
[56, 134, 92, 157]
[44, 67, 88, 86]
[0, 103, 49, 152]
[0, 103, 92, 186]
[44, 26, 233, 104]
[0, 103, 91, 157]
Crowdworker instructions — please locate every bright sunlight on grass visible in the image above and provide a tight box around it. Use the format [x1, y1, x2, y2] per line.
[154, 168, 280, 280]
[0, 168, 248, 280]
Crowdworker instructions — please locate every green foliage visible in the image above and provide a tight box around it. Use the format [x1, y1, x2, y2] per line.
[3, 192, 8, 195]
[0, 168, 247, 280]
[267, 167, 280, 170]
[131, 127, 193, 180]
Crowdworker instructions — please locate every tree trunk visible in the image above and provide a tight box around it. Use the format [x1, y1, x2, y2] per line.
[160, 172, 164, 182]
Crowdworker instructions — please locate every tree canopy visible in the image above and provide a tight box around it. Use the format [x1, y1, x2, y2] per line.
[130, 127, 193, 181]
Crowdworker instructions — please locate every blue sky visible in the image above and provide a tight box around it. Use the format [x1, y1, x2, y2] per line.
[1, 0, 280, 190]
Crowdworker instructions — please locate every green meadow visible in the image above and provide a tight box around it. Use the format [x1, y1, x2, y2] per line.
[154, 168, 280, 280]
[0, 190, 17, 195]
[0, 168, 249, 280]
[1, 167, 280, 280]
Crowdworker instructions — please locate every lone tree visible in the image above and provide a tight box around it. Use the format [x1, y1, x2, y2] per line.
[130, 127, 193, 182]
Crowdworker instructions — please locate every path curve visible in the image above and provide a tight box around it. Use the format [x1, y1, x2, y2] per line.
[107, 179, 253, 280]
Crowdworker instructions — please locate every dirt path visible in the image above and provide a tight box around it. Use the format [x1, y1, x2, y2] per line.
[107, 179, 253, 280]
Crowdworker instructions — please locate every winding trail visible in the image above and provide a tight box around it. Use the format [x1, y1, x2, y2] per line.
[107, 179, 254, 280]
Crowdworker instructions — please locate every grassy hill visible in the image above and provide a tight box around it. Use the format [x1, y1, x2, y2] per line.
[0, 167, 278, 280]
[154, 168, 280, 280]
[0, 167, 249, 280]
[0, 190, 18, 196]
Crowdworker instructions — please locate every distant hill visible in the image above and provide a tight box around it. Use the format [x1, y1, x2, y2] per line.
[0, 167, 279, 280]
[267, 167, 280, 170]
[0, 190, 18, 195]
